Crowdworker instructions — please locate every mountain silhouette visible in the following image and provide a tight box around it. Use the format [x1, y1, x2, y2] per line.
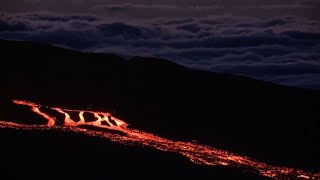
[0, 39, 319, 179]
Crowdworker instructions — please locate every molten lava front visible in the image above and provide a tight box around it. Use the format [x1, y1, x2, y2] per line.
[0, 100, 319, 180]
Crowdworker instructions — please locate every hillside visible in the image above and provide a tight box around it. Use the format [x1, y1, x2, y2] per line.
[0, 39, 319, 176]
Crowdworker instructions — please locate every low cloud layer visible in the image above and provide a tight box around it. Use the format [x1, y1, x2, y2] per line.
[1, 12, 320, 89]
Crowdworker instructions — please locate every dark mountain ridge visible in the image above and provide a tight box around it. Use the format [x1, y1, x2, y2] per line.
[1, 39, 319, 172]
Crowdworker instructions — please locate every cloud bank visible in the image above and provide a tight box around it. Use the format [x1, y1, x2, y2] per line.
[0, 12, 320, 89]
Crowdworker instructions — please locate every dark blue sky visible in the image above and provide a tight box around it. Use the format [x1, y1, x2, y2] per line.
[1, 0, 320, 88]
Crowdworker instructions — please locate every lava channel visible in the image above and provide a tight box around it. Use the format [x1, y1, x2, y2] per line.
[0, 100, 319, 180]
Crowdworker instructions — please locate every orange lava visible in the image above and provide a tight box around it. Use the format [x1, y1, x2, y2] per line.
[0, 100, 319, 180]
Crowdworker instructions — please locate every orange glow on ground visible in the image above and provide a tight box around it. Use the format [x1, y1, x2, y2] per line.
[0, 100, 319, 180]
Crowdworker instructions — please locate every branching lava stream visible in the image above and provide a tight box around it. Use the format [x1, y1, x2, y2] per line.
[0, 100, 318, 180]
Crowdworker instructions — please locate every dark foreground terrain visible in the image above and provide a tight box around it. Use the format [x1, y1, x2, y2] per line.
[0, 128, 267, 180]
[0, 39, 319, 179]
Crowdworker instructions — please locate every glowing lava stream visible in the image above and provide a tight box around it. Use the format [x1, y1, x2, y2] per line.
[0, 100, 319, 180]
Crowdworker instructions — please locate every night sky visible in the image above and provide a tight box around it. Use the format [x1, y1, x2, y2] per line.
[1, 0, 320, 88]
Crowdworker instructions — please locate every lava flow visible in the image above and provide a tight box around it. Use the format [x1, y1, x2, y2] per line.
[0, 100, 319, 180]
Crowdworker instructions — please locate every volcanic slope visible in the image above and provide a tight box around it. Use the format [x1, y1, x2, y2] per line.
[0, 39, 319, 178]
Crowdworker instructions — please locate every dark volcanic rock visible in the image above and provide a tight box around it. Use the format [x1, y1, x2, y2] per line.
[0, 39, 319, 173]
[0, 128, 269, 180]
